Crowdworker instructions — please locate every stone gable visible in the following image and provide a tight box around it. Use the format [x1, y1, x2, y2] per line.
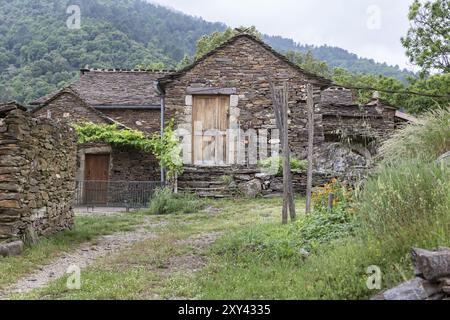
[33, 91, 111, 125]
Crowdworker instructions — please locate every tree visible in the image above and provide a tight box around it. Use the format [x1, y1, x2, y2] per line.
[177, 54, 193, 70]
[285, 50, 332, 78]
[135, 62, 165, 70]
[195, 26, 261, 59]
[401, 0, 450, 75]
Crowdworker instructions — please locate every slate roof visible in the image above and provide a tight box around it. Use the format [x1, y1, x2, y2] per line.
[32, 69, 173, 107]
[31, 88, 130, 128]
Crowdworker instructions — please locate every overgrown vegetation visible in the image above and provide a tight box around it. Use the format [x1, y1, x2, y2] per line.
[173, 109, 450, 300]
[148, 120, 183, 181]
[257, 156, 308, 176]
[146, 188, 207, 215]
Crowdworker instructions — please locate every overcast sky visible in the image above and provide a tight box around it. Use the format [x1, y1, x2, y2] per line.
[149, 0, 414, 70]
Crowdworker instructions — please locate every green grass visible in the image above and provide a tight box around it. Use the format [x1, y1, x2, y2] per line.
[0, 213, 144, 291]
[16, 267, 158, 300]
[13, 197, 302, 300]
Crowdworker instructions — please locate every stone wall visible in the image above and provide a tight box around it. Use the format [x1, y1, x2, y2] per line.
[110, 146, 161, 181]
[101, 108, 161, 135]
[179, 165, 332, 198]
[0, 103, 77, 244]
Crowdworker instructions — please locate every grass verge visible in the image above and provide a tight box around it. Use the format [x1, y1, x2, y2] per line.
[0, 213, 143, 291]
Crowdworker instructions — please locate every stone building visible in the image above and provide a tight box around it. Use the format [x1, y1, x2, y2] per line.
[31, 33, 415, 198]
[32, 70, 171, 184]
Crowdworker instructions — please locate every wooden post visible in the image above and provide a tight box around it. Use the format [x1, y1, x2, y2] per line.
[328, 193, 334, 211]
[283, 83, 296, 222]
[270, 81, 295, 224]
[305, 84, 315, 215]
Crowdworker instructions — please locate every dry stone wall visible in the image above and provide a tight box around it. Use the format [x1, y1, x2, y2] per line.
[0, 103, 77, 248]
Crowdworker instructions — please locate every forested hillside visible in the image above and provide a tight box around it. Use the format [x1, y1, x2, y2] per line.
[0, 0, 414, 104]
[264, 35, 414, 81]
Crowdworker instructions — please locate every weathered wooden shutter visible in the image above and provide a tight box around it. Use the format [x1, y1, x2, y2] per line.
[192, 95, 229, 165]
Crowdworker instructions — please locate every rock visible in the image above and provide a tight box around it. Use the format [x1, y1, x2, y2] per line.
[234, 174, 252, 181]
[0, 240, 24, 257]
[238, 179, 262, 198]
[437, 151, 450, 165]
[372, 278, 440, 300]
[255, 172, 272, 180]
[411, 248, 450, 281]
[270, 180, 284, 192]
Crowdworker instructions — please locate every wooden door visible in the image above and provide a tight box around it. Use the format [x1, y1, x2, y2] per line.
[84, 154, 110, 204]
[192, 95, 229, 165]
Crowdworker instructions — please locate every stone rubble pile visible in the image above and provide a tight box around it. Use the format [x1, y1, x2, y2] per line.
[373, 247, 450, 300]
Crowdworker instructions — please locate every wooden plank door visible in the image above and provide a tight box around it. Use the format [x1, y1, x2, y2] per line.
[84, 154, 110, 204]
[192, 95, 229, 165]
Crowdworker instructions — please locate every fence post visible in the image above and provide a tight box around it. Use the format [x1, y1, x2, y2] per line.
[328, 193, 334, 211]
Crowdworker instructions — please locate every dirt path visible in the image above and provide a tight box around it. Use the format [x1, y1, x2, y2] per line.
[0, 217, 161, 299]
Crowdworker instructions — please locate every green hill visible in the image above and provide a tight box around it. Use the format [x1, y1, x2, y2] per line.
[0, 0, 414, 104]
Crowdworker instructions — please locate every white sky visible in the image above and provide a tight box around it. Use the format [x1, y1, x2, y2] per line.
[148, 0, 415, 70]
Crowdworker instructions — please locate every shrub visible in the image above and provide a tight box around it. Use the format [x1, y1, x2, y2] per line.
[290, 178, 357, 252]
[146, 188, 207, 215]
[257, 156, 308, 176]
[292, 207, 357, 252]
[311, 178, 353, 212]
[196, 111, 450, 300]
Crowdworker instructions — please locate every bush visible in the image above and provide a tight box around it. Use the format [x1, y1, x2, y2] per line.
[257, 156, 307, 176]
[311, 178, 353, 212]
[146, 188, 207, 215]
[292, 208, 356, 252]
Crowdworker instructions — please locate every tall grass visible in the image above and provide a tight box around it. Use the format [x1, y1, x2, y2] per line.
[146, 188, 207, 215]
[379, 109, 450, 164]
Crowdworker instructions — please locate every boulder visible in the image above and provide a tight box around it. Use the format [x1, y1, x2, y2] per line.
[238, 179, 262, 198]
[0, 240, 24, 257]
[411, 248, 450, 281]
[372, 278, 440, 300]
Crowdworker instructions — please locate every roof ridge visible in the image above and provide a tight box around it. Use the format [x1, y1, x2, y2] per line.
[82, 68, 175, 74]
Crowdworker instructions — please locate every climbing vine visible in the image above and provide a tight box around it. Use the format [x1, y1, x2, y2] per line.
[74, 123, 153, 152]
[148, 120, 183, 181]
[74, 121, 183, 181]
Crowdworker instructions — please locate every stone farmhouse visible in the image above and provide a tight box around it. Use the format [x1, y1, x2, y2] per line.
[31, 33, 414, 199]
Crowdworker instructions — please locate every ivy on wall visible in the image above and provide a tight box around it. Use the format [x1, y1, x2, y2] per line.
[73, 121, 183, 181]
[74, 123, 153, 152]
